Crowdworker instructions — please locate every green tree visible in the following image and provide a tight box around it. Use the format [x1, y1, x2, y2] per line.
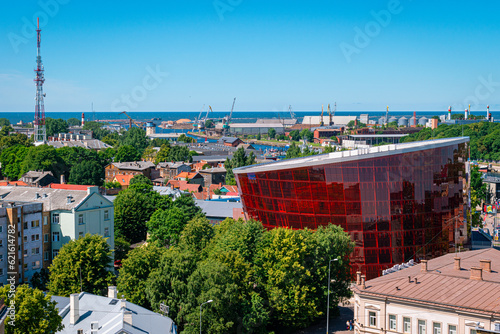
[66, 117, 81, 127]
[30, 268, 50, 291]
[178, 216, 215, 255]
[45, 118, 68, 137]
[147, 207, 190, 246]
[141, 146, 157, 161]
[121, 127, 149, 153]
[48, 234, 114, 296]
[167, 145, 193, 162]
[205, 119, 215, 128]
[178, 134, 196, 143]
[102, 134, 120, 147]
[0, 118, 10, 127]
[0, 285, 63, 334]
[0, 133, 32, 149]
[225, 147, 255, 185]
[0, 145, 29, 180]
[129, 173, 152, 186]
[117, 242, 167, 309]
[256, 132, 261, 140]
[20, 145, 66, 179]
[98, 147, 116, 165]
[154, 143, 171, 164]
[68, 160, 104, 186]
[268, 128, 276, 139]
[0, 125, 13, 136]
[115, 145, 141, 162]
[289, 130, 301, 141]
[114, 183, 170, 243]
[114, 236, 131, 262]
[300, 129, 314, 142]
[83, 121, 111, 140]
[286, 142, 301, 159]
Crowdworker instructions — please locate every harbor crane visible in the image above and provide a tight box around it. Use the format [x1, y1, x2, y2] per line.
[223, 97, 236, 136]
[119, 111, 142, 129]
[194, 104, 205, 131]
[198, 106, 212, 131]
[288, 105, 296, 120]
[320, 104, 324, 126]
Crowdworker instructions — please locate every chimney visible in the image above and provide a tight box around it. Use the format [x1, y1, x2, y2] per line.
[108, 286, 117, 299]
[470, 267, 483, 280]
[408, 276, 411, 283]
[421, 260, 428, 272]
[67, 195, 72, 204]
[356, 271, 361, 285]
[70, 293, 80, 325]
[35, 192, 40, 199]
[361, 275, 366, 289]
[415, 277, 418, 284]
[454, 257, 461, 270]
[60, 174, 65, 184]
[121, 299, 126, 310]
[480, 260, 492, 273]
[123, 311, 133, 326]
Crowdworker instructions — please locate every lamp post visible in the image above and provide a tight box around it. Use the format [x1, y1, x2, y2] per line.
[326, 257, 339, 334]
[200, 299, 213, 334]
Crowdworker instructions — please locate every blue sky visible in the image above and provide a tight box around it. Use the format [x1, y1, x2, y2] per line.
[1, 0, 500, 113]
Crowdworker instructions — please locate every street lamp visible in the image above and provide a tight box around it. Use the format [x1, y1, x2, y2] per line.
[326, 257, 339, 334]
[200, 299, 213, 334]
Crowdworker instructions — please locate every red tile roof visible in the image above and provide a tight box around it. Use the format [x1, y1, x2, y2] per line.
[48, 183, 92, 190]
[174, 172, 200, 180]
[222, 185, 238, 193]
[113, 174, 134, 187]
[0, 181, 28, 187]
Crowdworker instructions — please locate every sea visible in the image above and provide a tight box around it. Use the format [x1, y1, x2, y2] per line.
[2, 110, 499, 125]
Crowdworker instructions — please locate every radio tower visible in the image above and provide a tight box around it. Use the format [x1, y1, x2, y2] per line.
[34, 17, 46, 144]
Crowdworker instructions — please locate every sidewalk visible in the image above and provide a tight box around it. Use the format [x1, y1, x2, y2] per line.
[294, 303, 354, 334]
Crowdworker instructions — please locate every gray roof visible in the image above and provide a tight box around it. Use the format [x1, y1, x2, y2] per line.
[157, 162, 189, 169]
[192, 155, 229, 163]
[194, 200, 242, 219]
[47, 139, 111, 150]
[53, 292, 177, 334]
[219, 136, 240, 144]
[111, 161, 155, 171]
[198, 167, 226, 174]
[153, 186, 187, 198]
[19, 170, 55, 182]
[0, 186, 110, 211]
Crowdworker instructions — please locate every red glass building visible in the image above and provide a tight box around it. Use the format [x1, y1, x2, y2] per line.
[234, 138, 469, 278]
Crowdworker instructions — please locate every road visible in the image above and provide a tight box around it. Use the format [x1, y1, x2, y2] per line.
[294, 304, 354, 334]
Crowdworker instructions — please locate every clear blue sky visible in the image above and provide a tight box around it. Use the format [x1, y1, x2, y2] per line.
[1, 0, 500, 113]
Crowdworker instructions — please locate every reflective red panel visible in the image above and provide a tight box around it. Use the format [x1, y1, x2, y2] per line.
[236, 144, 467, 279]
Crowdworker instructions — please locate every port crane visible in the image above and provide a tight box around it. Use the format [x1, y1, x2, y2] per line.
[288, 105, 296, 120]
[223, 97, 236, 136]
[320, 104, 324, 126]
[194, 104, 205, 131]
[198, 106, 212, 131]
[119, 111, 142, 129]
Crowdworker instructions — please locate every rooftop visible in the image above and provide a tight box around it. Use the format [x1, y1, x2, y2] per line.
[198, 167, 226, 174]
[194, 199, 242, 218]
[47, 139, 111, 150]
[234, 137, 469, 174]
[353, 248, 500, 316]
[111, 161, 156, 171]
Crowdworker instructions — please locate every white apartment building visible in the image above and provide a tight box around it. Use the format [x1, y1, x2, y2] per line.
[352, 249, 500, 334]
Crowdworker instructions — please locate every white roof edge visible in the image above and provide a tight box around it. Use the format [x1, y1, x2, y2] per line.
[233, 137, 469, 174]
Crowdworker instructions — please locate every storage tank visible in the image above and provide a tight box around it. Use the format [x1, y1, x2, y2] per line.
[409, 117, 416, 127]
[378, 117, 386, 125]
[388, 116, 397, 123]
[418, 117, 428, 126]
[398, 116, 408, 127]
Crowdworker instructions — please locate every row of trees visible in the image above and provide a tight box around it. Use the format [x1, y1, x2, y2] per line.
[224, 147, 256, 185]
[117, 217, 354, 333]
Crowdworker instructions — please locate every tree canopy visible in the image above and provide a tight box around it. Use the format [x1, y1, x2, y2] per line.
[225, 147, 256, 185]
[48, 234, 114, 297]
[0, 285, 63, 334]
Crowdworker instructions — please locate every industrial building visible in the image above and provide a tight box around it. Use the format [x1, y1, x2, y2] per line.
[234, 137, 469, 278]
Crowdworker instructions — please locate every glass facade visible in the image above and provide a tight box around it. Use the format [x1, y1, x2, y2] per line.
[235, 141, 468, 279]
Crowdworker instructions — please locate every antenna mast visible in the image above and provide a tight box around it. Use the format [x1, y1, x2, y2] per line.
[34, 17, 46, 143]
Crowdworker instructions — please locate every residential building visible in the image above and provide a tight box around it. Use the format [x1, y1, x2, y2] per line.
[167, 180, 203, 193]
[112, 174, 134, 190]
[225, 123, 285, 135]
[47, 139, 112, 151]
[194, 200, 243, 224]
[218, 136, 244, 147]
[352, 249, 500, 334]
[52, 286, 177, 334]
[198, 167, 227, 187]
[0, 184, 114, 266]
[0, 202, 43, 284]
[105, 161, 156, 183]
[19, 170, 58, 187]
[173, 172, 204, 186]
[156, 162, 192, 180]
[192, 156, 227, 171]
[234, 137, 469, 278]
[483, 173, 500, 203]
[313, 128, 344, 139]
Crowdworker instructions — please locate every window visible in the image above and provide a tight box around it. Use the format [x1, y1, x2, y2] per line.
[52, 213, 59, 224]
[44, 251, 49, 261]
[471, 329, 477, 334]
[78, 232, 83, 239]
[32, 260, 40, 269]
[0, 268, 3, 276]
[404, 317, 411, 333]
[434, 323, 441, 334]
[419, 320, 426, 334]
[78, 214, 84, 225]
[0, 226, 2, 233]
[24, 263, 28, 271]
[31, 220, 40, 228]
[23, 222, 28, 229]
[23, 249, 28, 257]
[31, 234, 40, 242]
[369, 311, 377, 327]
[23, 235, 28, 242]
[44, 234, 49, 243]
[449, 325, 457, 334]
[31, 247, 39, 255]
[0, 254, 2, 261]
[104, 227, 109, 237]
[52, 249, 59, 258]
[43, 216, 48, 225]
[389, 315, 397, 331]
[104, 210, 109, 221]
[52, 232, 60, 242]
[0, 240, 2, 247]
